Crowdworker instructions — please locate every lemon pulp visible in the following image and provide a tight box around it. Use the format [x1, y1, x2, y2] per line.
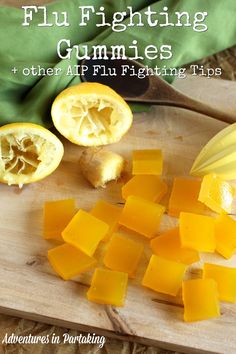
[0, 123, 64, 186]
[51, 83, 133, 146]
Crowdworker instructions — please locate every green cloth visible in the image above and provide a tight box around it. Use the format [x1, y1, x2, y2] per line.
[0, 0, 236, 127]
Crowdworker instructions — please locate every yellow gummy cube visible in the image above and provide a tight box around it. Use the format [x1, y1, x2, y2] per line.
[182, 279, 220, 322]
[203, 263, 236, 303]
[62, 210, 109, 256]
[87, 268, 128, 306]
[90, 200, 122, 242]
[150, 228, 199, 265]
[122, 175, 167, 202]
[48, 243, 96, 280]
[103, 233, 143, 277]
[132, 149, 163, 175]
[215, 214, 236, 259]
[119, 195, 165, 238]
[168, 177, 205, 217]
[43, 199, 76, 241]
[198, 173, 235, 214]
[179, 212, 215, 252]
[142, 255, 187, 296]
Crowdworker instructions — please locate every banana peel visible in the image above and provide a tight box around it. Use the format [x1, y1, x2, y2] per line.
[190, 123, 236, 180]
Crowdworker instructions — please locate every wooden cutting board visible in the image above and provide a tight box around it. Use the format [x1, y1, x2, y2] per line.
[0, 75, 236, 354]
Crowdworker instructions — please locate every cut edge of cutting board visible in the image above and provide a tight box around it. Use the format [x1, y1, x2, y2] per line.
[0, 305, 221, 354]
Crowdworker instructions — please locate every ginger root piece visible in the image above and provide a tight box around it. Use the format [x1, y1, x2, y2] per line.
[79, 148, 125, 188]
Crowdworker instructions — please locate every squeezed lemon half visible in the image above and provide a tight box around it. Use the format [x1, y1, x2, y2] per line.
[0, 123, 64, 186]
[51, 82, 133, 146]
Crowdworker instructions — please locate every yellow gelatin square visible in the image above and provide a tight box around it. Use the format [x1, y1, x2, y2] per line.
[179, 212, 215, 252]
[203, 263, 236, 303]
[43, 199, 76, 241]
[62, 210, 109, 256]
[150, 228, 199, 265]
[132, 149, 163, 175]
[48, 243, 96, 280]
[182, 279, 220, 322]
[215, 214, 236, 259]
[198, 173, 235, 214]
[91, 200, 122, 242]
[87, 268, 128, 306]
[119, 195, 165, 238]
[142, 255, 187, 296]
[168, 177, 205, 217]
[122, 175, 167, 202]
[103, 233, 143, 277]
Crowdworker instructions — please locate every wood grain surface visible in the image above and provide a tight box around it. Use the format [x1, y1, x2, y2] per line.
[1, 1, 236, 353]
[0, 75, 236, 354]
